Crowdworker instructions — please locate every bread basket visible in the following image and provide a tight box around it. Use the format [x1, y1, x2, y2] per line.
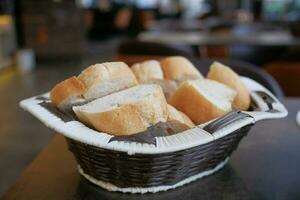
[19, 77, 287, 194]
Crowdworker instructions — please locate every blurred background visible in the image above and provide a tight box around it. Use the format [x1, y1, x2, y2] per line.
[1, 0, 300, 196]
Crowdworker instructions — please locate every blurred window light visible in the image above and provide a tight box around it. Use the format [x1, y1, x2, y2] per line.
[76, 0, 95, 8]
[264, 0, 289, 14]
[135, 0, 158, 9]
[181, 0, 207, 18]
[263, 0, 300, 21]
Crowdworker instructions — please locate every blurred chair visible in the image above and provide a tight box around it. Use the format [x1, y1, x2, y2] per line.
[115, 39, 196, 65]
[231, 45, 286, 66]
[230, 24, 287, 65]
[265, 62, 300, 97]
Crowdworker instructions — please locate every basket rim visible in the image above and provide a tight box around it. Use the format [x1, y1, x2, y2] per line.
[19, 77, 287, 155]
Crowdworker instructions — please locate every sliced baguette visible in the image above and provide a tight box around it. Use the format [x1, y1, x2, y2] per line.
[160, 56, 204, 81]
[167, 104, 195, 129]
[131, 60, 164, 83]
[73, 84, 168, 136]
[168, 79, 237, 124]
[207, 62, 251, 110]
[143, 79, 178, 99]
[78, 62, 138, 100]
[50, 76, 86, 110]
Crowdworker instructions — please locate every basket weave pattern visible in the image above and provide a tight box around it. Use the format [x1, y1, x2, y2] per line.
[66, 125, 252, 188]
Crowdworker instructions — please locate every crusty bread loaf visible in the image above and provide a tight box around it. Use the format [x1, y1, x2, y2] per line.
[160, 56, 204, 81]
[50, 76, 86, 110]
[131, 60, 164, 83]
[167, 104, 195, 128]
[207, 62, 250, 110]
[73, 84, 168, 136]
[143, 79, 178, 99]
[168, 79, 236, 124]
[78, 62, 138, 100]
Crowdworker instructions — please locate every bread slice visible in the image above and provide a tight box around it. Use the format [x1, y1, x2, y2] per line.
[160, 56, 204, 81]
[167, 104, 195, 129]
[143, 79, 178, 99]
[50, 76, 86, 110]
[168, 79, 236, 125]
[131, 60, 164, 83]
[207, 62, 250, 110]
[73, 84, 168, 136]
[78, 62, 138, 100]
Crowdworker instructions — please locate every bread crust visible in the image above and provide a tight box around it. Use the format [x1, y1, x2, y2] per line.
[207, 62, 250, 110]
[85, 104, 149, 136]
[50, 76, 86, 107]
[73, 85, 168, 136]
[131, 60, 164, 83]
[77, 64, 108, 88]
[168, 81, 234, 124]
[179, 110, 195, 128]
[131, 86, 168, 126]
[78, 62, 138, 99]
[167, 104, 195, 128]
[103, 62, 137, 82]
[160, 56, 204, 81]
[144, 79, 178, 99]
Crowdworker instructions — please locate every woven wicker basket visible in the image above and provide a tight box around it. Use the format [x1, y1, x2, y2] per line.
[20, 77, 287, 193]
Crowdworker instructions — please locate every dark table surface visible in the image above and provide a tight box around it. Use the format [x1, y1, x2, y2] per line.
[2, 98, 300, 200]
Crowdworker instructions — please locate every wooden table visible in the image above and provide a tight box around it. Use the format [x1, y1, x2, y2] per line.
[2, 99, 300, 200]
